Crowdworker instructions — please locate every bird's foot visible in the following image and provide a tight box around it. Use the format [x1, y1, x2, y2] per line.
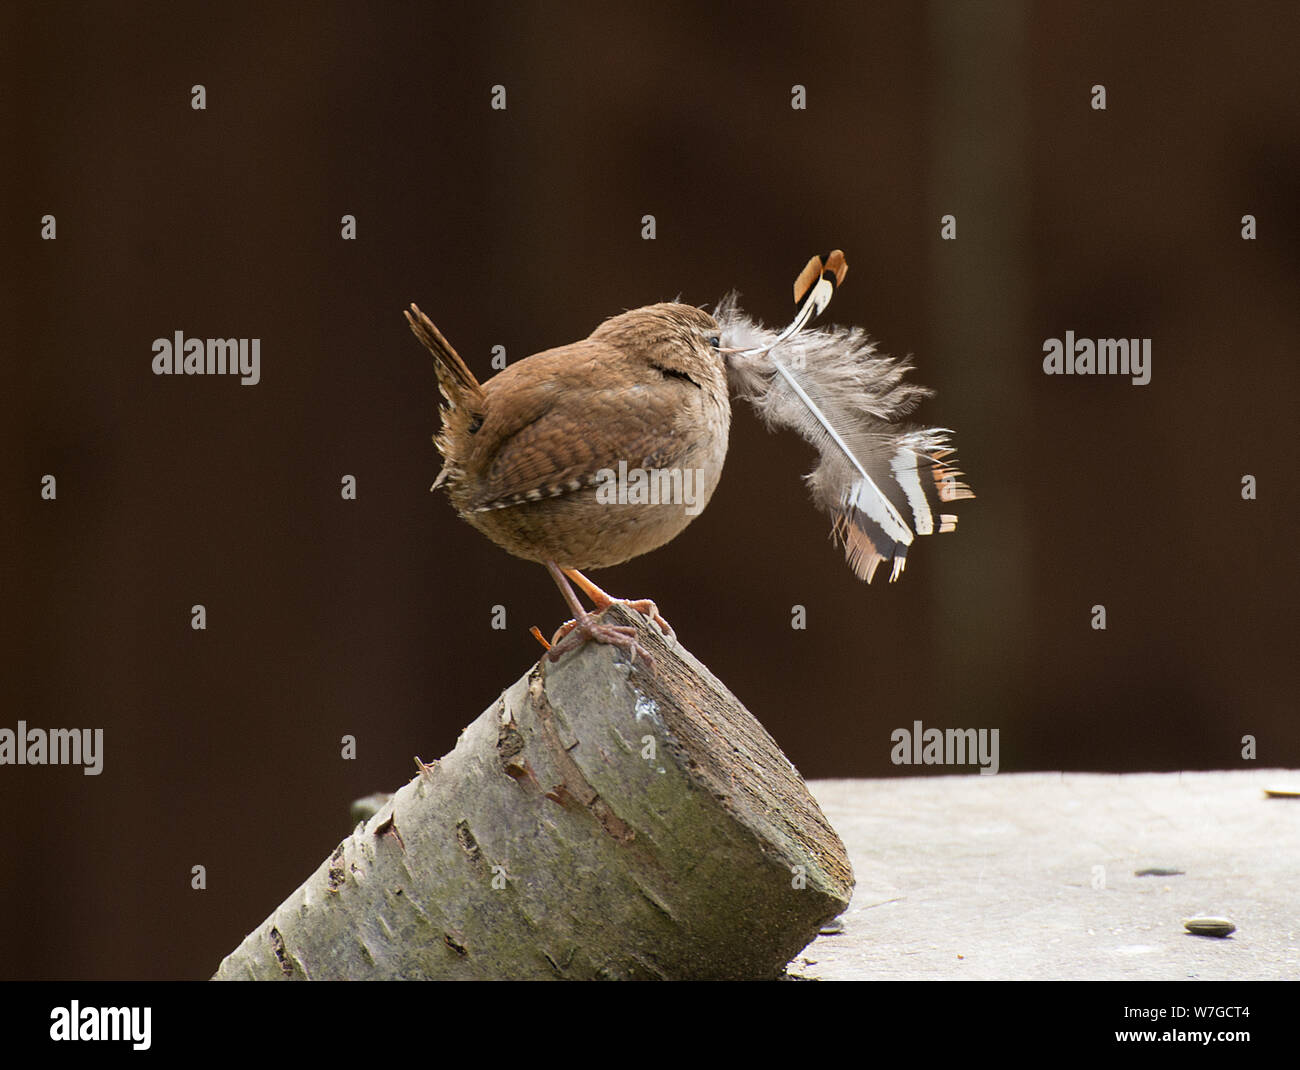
[547, 612, 653, 667]
[593, 597, 675, 643]
[561, 569, 675, 642]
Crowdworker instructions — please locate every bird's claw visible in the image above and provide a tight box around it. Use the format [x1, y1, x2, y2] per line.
[547, 613, 653, 668]
[614, 598, 675, 643]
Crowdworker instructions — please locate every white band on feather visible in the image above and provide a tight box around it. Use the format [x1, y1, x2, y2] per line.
[890, 445, 934, 536]
[848, 477, 914, 548]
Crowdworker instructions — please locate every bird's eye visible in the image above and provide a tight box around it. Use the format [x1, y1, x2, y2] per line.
[708, 335, 721, 349]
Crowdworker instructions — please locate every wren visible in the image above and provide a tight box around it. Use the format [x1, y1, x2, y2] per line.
[405, 302, 730, 665]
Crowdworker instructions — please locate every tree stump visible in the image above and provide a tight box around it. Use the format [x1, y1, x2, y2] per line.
[213, 605, 854, 980]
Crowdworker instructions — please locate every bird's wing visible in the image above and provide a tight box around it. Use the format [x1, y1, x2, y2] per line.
[464, 342, 700, 512]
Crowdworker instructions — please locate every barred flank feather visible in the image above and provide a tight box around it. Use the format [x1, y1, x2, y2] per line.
[715, 292, 973, 583]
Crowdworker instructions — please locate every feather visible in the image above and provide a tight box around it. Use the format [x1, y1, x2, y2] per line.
[714, 260, 973, 583]
[405, 303, 486, 492]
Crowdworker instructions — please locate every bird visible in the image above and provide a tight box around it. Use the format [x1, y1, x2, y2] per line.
[405, 250, 972, 666]
[405, 300, 730, 666]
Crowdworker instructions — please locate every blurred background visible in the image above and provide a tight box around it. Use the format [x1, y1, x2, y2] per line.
[1, 1, 1296, 979]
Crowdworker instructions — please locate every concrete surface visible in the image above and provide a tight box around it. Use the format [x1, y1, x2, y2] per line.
[795, 770, 1298, 980]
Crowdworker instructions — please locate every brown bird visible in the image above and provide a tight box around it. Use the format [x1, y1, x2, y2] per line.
[404, 300, 730, 665]
[406, 251, 972, 666]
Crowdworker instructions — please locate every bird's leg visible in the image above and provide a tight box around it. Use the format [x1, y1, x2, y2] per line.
[562, 568, 675, 642]
[544, 562, 652, 666]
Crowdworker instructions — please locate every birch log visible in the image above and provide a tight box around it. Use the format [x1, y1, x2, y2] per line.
[213, 605, 854, 980]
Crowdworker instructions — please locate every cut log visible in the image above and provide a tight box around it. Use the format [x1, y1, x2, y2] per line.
[213, 605, 854, 980]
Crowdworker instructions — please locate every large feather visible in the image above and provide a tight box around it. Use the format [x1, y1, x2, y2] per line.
[716, 291, 973, 582]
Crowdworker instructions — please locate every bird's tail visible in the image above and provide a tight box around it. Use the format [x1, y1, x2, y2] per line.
[404, 303, 485, 491]
[404, 303, 485, 408]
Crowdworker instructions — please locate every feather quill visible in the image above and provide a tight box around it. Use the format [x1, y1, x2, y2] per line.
[716, 255, 973, 582]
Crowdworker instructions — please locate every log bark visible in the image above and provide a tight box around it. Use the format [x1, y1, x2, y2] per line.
[213, 605, 854, 980]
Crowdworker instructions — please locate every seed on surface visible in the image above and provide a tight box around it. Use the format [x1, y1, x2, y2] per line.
[1183, 917, 1235, 937]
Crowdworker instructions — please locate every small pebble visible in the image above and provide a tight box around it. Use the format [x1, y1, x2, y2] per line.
[1183, 917, 1235, 937]
[819, 918, 845, 936]
[1136, 867, 1184, 877]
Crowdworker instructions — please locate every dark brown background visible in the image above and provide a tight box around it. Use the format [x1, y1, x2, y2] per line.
[1, 1, 1295, 980]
